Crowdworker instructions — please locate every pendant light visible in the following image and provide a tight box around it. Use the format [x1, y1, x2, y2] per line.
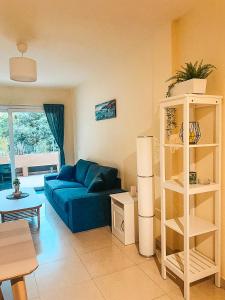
[9, 42, 37, 82]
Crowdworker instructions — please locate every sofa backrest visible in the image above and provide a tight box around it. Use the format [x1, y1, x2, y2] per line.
[75, 159, 119, 189]
[75, 159, 97, 184]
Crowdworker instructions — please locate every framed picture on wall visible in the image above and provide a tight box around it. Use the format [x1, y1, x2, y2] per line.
[95, 99, 116, 121]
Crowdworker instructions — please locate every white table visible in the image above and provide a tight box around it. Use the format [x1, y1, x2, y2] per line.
[0, 188, 42, 230]
[0, 220, 38, 300]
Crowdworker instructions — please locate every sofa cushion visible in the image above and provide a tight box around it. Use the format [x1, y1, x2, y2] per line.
[87, 173, 105, 192]
[84, 164, 101, 187]
[57, 165, 75, 181]
[52, 187, 88, 212]
[46, 179, 83, 192]
[98, 166, 118, 189]
[75, 159, 96, 184]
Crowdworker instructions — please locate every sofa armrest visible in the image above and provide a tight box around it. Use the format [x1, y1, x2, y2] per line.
[98, 188, 126, 196]
[44, 173, 58, 182]
[114, 178, 121, 189]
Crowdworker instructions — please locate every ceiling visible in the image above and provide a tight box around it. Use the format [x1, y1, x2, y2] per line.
[0, 0, 195, 87]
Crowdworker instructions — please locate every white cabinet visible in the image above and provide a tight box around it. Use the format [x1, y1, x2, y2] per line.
[111, 192, 136, 245]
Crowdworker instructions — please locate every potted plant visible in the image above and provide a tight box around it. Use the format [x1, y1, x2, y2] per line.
[13, 178, 21, 198]
[166, 60, 216, 97]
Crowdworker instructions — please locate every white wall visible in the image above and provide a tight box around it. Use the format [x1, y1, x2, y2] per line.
[0, 86, 75, 164]
[75, 23, 172, 193]
[74, 22, 172, 254]
[151, 23, 172, 243]
[75, 31, 153, 189]
[172, 0, 225, 279]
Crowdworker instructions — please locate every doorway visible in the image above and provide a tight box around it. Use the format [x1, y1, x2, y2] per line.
[0, 106, 59, 191]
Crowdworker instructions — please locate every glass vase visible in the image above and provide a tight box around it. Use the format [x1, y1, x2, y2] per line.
[179, 121, 201, 144]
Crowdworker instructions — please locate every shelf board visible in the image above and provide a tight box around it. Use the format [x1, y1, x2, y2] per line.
[165, 216, 217, 237]
[163, 180, 183, 193]
[160, 94, 222, 107]
[189, 143, 219, 148]
[189, 182, 219, 194]
[165, 249, 218, 283]
[164, 144, 183, 148]
[163, 180, 219, 195]
[163, 143, 218, 148]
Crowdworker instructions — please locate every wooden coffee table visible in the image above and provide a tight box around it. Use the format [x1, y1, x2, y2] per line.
[0, 188, 43, 230]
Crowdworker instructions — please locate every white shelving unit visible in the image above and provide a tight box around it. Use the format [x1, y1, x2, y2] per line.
[160, 94, 222, 300]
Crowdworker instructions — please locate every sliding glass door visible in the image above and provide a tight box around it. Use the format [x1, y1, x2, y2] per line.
[12, 110, 59, 188]
[0, 106, 59, 191]
[0, 111, 13, 190]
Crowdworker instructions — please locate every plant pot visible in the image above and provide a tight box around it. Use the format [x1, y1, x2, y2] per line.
[14, 183, 20, 192]
[171, 79, 207, 96]
[13, 191, 22, 199]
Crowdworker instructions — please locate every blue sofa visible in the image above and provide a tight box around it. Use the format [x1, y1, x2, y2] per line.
[44, 159, 123, 233]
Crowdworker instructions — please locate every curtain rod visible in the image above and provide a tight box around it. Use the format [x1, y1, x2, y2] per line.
[0, 105, 44, 112]
[0, 104, 43, 110]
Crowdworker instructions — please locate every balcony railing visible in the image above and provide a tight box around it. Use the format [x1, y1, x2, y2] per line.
[0, 152, 59, 177]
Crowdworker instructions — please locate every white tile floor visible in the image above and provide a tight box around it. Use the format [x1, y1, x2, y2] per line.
[1, 193, 225, 300]
[19, 174, 45, 188]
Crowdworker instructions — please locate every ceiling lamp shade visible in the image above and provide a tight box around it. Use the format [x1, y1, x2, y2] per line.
[9, 42, 37, 82]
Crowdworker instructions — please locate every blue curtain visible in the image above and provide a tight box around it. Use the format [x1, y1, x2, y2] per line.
[43, 104, 65, 166]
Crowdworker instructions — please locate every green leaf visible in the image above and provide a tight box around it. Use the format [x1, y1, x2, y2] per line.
[166, 60, 216, 97]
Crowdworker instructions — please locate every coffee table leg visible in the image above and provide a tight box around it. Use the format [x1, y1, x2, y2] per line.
[1, 214, 5, 223]
[37, 208, 40, 230]
[0, 283, 4, 300]
[11, 277, 28, 300]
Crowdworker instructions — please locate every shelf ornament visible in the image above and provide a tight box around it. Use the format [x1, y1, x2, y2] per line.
[179, 121, 201, 144]
[165, 107, 176, 137]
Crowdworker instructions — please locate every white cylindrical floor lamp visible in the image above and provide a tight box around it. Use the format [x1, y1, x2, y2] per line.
[137, 136, 154, 257]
